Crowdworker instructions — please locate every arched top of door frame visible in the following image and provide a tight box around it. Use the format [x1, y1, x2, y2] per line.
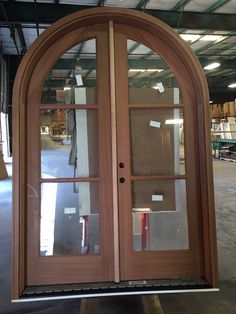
[14, 7, 209, 106]
[13, 7, 213, 171]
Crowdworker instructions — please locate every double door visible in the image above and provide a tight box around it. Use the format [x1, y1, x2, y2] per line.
[26, 22, 203, 286]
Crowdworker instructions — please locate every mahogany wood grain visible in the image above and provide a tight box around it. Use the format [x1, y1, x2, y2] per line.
[109, 21, 120, 283]
[26, 24, 114, 285]
[114, 30, 133, 280]
[12, 8, 218, 298]
[114, 24, 203, 280]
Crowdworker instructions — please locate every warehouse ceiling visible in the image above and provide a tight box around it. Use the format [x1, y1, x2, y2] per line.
[0, 0, 236, 103]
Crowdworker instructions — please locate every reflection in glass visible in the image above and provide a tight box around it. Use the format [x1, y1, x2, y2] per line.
[40, 182, 100, 256]
[130, 108, 185, 176]
[132, 179, 189, 251]
[127, 39, 181, 104]
[41, 109, 98, 178]
[41, 39, 96, 104]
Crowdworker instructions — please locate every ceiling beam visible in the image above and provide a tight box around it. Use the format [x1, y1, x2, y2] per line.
[205, 0, 231, 13]
[43, 78, 96, 88]
[52, 57, 236, 71]
[53, 58, 168, 70]
[43, 76, 236, 92]
[171, 0, 191, 11]
[207, 69, 236, 82]
[42, 77, 236, 102]
[34, 0, 39, 37]
[0, 0, 20, 55]
[196, 40, 236, 57]
[15, 23, 27, 55]
[0, 2, 235, 31]
[199, 58, 236, 69]
[97, 0, 106, 6]
[209, 90, 236, 103]
[128, 42, 140, 54]
[136, 0, 150, 10]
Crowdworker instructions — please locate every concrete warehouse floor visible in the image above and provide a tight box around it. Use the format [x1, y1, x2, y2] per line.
[0, 160, 236, 314]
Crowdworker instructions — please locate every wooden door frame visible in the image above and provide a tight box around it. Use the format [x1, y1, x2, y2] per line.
[12, 7, 218, 300]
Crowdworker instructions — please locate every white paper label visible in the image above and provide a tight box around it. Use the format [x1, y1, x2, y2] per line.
[152, 195, 164, 202]
[150, 120, 161, 128]
[75, 74, 83, 86]
[156, 82, 165, 93]
[64, 207, 77, 214]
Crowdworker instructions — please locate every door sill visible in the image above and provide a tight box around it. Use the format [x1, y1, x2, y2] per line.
[12, 277, 219, 302]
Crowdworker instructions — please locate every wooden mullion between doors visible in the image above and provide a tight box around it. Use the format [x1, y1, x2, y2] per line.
[109, 21, 120, 283]
[114, 28, 133, 281]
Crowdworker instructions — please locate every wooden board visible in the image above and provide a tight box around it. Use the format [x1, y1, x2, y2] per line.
[0, 153, 8, 179]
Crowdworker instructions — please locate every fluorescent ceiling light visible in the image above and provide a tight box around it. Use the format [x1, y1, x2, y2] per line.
[165, 119, 184, 125]
[147, 69, 163, 72]
[129, 69, 163, 72]
[228, 83, 236, 88]
[204, 62, 220, 70]
[200, 35, 224, 42]
[129, 69, 145, 72]
[132, 208, 151, 212]
[63, 87, 71, 90]
[180, 34, 201, 42]
[180, 34, 225, 43]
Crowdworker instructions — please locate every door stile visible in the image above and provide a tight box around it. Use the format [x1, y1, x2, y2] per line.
[109, 21, 120, 283]
[114, 29, 133, 280]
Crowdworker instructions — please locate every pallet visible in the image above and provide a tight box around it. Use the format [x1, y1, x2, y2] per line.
[220, 158, 236, 163]
[0, 153, 8, 179]
[80, 295, 164, 314]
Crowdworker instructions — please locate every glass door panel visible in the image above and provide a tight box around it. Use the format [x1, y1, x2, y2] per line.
[40, 182, 99, 256]
[132, 179, 189, 251]
[115, 25, 203, 281]
[26, 26, 114, 286]
[41, 39, 97, 105]
[40, 109, 98, 178]
[127, 39, 182, 105]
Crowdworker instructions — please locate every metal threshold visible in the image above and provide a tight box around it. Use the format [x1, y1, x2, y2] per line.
[12, 277, 219, 302]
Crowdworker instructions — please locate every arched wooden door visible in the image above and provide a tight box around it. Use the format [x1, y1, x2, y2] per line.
[12, 8, 218, 300]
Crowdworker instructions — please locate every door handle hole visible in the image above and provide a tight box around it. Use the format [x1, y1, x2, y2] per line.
[119, 162, 125, 168]
[119, 177, 125, 183]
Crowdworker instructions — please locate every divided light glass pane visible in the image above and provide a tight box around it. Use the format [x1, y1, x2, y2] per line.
[40, 182, 100, 256]
[130, 108, 185, 176]
[41, 39, 96, 104]
[132, 179, 189, 251]
[127, 39, 182, 105]
[41, 109, 98, 179]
